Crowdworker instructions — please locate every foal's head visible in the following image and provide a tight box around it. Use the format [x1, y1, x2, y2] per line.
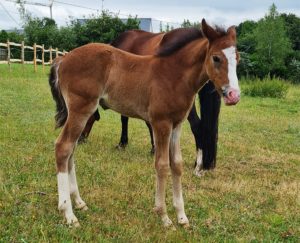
[202, 19, 240, 105]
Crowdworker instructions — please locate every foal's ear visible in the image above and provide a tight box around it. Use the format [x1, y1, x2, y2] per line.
[227, 25, 237, 41]
[201, 18, 220, 43]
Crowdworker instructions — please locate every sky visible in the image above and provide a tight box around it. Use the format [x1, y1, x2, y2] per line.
[1, 0, 300, 32]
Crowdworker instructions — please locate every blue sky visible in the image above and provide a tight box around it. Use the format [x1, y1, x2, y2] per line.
[1, 0, 300, 31]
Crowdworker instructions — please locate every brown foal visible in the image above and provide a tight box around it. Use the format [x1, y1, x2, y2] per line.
[49, 19, 240, 227]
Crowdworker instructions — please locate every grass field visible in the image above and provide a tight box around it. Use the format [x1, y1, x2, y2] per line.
[0, 64, 299, 242]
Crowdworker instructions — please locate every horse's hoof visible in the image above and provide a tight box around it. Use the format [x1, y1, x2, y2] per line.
[193, 168, 204, 177]
[116, 143, 127, 150]
[150, 147, 155, 155]
[78, 136, 87, 144]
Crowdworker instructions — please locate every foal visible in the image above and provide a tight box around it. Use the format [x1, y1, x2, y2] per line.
[80, 28, 221, 175]
[49, 19, 240, 227]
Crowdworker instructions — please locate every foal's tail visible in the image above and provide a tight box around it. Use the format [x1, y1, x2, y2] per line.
[200, 81, 221, 170]
[48, 60, 67, 129]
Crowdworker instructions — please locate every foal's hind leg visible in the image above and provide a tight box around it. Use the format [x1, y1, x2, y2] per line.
[68, 154, 88, 210]
[169, 124, 189, 227]
[145, 122, 155, 154]
[152, 121, 173, 227]
[56, 101, 97, 226]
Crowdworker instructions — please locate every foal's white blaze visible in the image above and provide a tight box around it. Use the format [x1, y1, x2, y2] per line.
[222, 46, 240, 91]
[193, 149, 203, 177]
[57, 172, 79, 225]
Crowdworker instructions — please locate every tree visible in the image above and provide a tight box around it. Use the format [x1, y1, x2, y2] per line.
[181, 19, 200, 29]
[236, 20, 258, 77]
[69, 11, 139, 47]
[24, 17, 59, 48]
[252, 4, 292, 77]
[280, 13, 300, 51]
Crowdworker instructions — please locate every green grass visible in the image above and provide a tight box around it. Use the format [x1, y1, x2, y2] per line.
[242, 76, 289, 98]
[1, 64, 300, 242]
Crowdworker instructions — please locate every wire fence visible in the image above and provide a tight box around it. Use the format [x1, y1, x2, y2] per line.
[0, 40, 67, 72]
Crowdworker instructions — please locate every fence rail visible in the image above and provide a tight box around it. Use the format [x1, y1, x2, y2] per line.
[0, 41, 67, 72]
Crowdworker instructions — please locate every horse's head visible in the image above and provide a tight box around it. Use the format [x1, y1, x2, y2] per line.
[202, 19, 240, 106]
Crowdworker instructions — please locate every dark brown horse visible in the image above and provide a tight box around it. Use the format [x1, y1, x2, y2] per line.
[79, 28, 221, 176]
[49, 19, 240, 227]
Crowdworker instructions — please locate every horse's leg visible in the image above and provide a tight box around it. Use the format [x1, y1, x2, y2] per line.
[187, 104, 204, 176]
[78, 110, 100, 143]
[152, 120, 173, 227]
[169, 124, 189, 227]
[198, 81, 221, 171]
[117, 115, 129, 149]
[56, 100, 97, 227]
[68, 154, 88, 210]
[145, 122, 155, 154]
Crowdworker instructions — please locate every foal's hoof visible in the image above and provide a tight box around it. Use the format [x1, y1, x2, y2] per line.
[65, 214, 80, 228]
[76, 204, 88, 211]
[75, 201, 88, 211]
[178, 217, 190, 228]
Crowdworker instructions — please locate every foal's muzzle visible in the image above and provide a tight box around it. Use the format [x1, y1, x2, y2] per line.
[222, 86, 240, 106]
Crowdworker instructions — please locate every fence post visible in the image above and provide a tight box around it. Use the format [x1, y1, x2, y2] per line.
[33, 43, 37, 72]
[50, 46, 52, 64]
[56, 48, 58, 58]
[21, 41, 24, 64]
[42, 44, 45, 72]
[7, 40, 11, 72]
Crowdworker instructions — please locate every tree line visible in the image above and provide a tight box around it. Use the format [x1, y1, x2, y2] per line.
[0, 4, 299, 83]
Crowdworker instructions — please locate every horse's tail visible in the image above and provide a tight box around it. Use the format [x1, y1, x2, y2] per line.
[200, 81, 221, 170]
[48, 59, 67, 129]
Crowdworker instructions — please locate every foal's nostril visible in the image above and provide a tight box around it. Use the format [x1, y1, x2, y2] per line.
[228, 90, 235, 99]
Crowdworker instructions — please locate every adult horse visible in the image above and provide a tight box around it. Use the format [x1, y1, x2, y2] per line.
[79, 28, 221, 176]
[49, 19, 240, 227]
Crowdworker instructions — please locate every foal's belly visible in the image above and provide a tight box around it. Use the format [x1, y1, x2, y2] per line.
[99, 93, 149, 121]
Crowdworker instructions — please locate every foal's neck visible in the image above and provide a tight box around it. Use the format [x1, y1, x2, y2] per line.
[167, 38, 210, 93]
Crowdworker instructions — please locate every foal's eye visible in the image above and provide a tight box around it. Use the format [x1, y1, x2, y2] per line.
[212, 55, 221, 63]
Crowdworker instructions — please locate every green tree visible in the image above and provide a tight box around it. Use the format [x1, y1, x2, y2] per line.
[69, 11, 139, 47]
[181, 19, 200, 29]
[24, 17, 59, 48]
[236, 20, 258, 77]
[253, 4, 292, 77]
[280, 13, 300, 51]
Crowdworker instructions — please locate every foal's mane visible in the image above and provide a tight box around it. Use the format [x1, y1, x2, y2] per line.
[156, 26, 227, 57]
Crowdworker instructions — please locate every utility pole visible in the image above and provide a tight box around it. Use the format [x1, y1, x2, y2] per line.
[101, 0, 104, 12]
[49, 0, 54, 19]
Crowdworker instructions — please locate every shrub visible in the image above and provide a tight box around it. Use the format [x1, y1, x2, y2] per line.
[242, 76, 289, 98]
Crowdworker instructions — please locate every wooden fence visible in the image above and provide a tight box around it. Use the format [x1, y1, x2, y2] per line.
[0, 41, 67, 72]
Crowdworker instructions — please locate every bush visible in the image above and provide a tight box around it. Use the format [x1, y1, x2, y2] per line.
[242, 76, 289, 98]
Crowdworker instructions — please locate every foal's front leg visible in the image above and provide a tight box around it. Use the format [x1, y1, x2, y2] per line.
[152, 121, 173, 227]
[170, 124, 189, 227]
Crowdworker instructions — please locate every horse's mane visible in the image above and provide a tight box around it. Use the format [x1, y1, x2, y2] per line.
[156, 26, 227, 57]
[110, 29, 158, 48]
